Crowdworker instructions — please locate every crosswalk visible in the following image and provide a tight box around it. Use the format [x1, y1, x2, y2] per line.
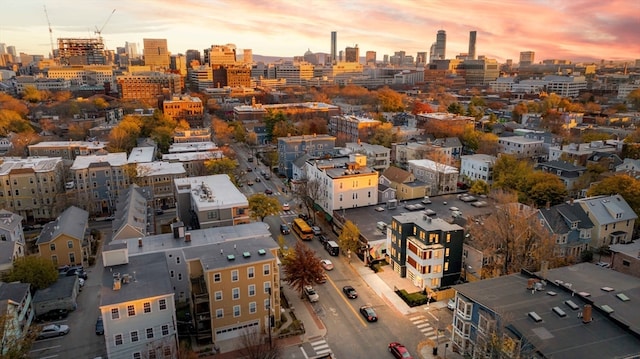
[279, 209, 297, 216]
[309, 337, 332, 357]
[408, 315, 440, 341]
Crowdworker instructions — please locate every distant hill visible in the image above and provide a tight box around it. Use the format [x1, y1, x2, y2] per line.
[252, 54, 292, 63]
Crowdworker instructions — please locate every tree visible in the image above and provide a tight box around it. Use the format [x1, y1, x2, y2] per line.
[627, 88, 640, 109]
[447, 102, 464, 115]
[467, 191, 555, 277]
[211, 118, 233, 144]
[0, 93, 29, 117]
[5, 256, 58, 290]
[22, 86, 42, 103]
[477, 133, 499, 155]
[292, 178, 323, 223]
[282, 242, 325, 298]
[248, 194, 281, 222]
[204, 157, 238, 180]
[376, 87, 405, 112]
[0, 312, 38, 359]
[238, 327, 281, 359]
[470, 180, 490, 195]
[338, 220, 361, 255]
[368, 122, 399, 148]
[492, 155, 534, 193]
[523, 172, 567, 208]
[587, 174, 640, 216]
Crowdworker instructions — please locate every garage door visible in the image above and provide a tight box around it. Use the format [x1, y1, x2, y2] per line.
[214, 320, 260, 341]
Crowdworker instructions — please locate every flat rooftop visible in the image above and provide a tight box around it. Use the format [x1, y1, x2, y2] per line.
[175, 175, 248, 210]
[71, 153, 128, 170]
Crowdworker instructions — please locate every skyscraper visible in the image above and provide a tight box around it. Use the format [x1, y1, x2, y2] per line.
[435, 30, 446, 60]
[468, 31, 477, 60]
[365, 51, 376, 65]
[345, 45, 359, 63]
[330, 31, 337, 65]
[125, 41, 139, 58]
[519, 51, 535, 66]
[143, 38, 170, 70]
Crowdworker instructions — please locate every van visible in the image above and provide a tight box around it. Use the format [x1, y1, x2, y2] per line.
[325, 240, 339, 256]
[376, 221, 387, 231]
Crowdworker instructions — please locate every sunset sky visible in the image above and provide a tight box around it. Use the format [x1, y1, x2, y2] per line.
[2, 0, 639, 63]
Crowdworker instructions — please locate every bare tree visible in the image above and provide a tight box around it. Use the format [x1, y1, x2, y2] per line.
[238, 327, 281, 359]
[292, 177, 324, 223]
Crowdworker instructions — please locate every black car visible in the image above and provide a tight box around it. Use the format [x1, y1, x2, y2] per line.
[359, 305, 378, 322]
[280, 224, 291, 235]
[36, 309, 69, 322]
[95, 315, 104, 335]
[318, 234, 329, 245]
[264, 189, 273, 195]
[342, 285, 358, 299]
[298, 213, 309, 221]
[66, 268, 88, 280]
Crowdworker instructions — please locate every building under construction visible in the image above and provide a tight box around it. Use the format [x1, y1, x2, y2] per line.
[57, 38, 107, 65]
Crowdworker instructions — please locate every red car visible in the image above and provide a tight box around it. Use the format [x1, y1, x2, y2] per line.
[388, 342, 413, 359]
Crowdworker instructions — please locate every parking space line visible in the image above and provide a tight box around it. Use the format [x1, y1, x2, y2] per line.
[30, 345, 61, 352]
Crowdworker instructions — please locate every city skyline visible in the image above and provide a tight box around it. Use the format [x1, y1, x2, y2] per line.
[1, 0, 639, 63]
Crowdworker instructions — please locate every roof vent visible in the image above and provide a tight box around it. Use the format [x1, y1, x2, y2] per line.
[546, 291, 557, 296]
[616, 293, 630, 302]
[552, 306, 567, 317]
[227, 254, 235, 261]
[528, 311, 542, 323]
[258, 249, 266, 255]
[565, 300, 579, 310]
[601, 305, 614, 314]
[601, 287, 614, 292]
[243, 252, 251, 258]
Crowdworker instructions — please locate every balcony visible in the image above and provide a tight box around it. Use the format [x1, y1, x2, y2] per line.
[190, 276, 209, 304]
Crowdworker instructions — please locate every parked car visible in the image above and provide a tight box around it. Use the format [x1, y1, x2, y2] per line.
[447, 298, 456, 311]
[320, 259, 334, 271]
[596, 261, 611, 268]
[280, 224, 291, 235]
[95, 315, 104, 335]
[263, 174, 271, 180]
[264, 189, 273, 195]
[389, 342, 413, 359]
[246, 167, 253, 172]
[342, 285, 358, 299]
[298, 213, 309, 221]
[66, 268, 88, 280]
[311, 226, 322, 235]
[37, 324, 70, 340]
[318, 234, 329, 245]
[247, 180, 254, 186]
[304, 285, 319, 302]
[359, 305, 378, 322]
[36, 309, 69, 322]
[315, 273, 327, 284]
[255, 177, 261, 182]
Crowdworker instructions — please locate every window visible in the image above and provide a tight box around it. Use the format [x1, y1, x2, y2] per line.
[115, 334, 123, 345]
[233, 305, 241, 317]
[148, 350, 157, 359]
[130, 331, 139, 342]
[159, 299, 167, 310]
[265, 298, 270, 310]
[264, 281, 271, 294]
[215, 291, 222, 301]
[127, 305, 136, 316]
[263, 264, 270, 275]
[249, 301, 257, 314]
[50, 243, 56, 251]
[232, 270, 239, 282]
[216, 309, 223, 318]
[233, 287, 240, 300]
[143, 302, 151, 313]
[163, 346, 172, 358]
[249, 284, 256, 296]
[214, 273, 221, 282]
[133, 353, 141, 359]
[111, 308, 120, 320]
[162, 324, 169, 336]
[69, 253, 75, 263]
[146, 327, 154, 339]
[248, 267, 255, 278]
[178, 273, 182, 280]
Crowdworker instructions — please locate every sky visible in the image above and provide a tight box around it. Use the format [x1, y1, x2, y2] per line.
[2, 0, 640, 63]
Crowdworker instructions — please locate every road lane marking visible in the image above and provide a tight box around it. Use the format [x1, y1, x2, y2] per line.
[325, 274, 367, 327]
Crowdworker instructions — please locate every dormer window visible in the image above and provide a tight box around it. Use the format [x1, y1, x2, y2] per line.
[570, 221, 578, 229]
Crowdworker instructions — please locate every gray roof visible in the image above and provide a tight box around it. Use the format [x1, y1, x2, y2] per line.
[293, 153, 314, 169]
[0, 282, 30, 302]
[576, 194, 638, 225]
[36, 206, 88, 245]
[0, 242, 16, 266]
[609, 240, 640, 257]
[0, 209, 23, 231]
[33, 276, 77, 304]
[100, 252, 173, 306]
[538, 160, 586, 172]
[455, 263, 640, 359]
[182, 236, 276, 272]
[539, 202, 593, 235]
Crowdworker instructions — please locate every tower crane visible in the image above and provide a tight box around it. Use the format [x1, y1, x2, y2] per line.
[95, 9, 116, 40]
[43, 5, 55, 59]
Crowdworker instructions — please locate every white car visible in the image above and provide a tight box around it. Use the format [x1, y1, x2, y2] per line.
[304, 285, 319, 302]
[447, 298, 456, 310]
[282, 203, 290, 211]
[37, 324, 70, 340]
[321, 259, 334, 271]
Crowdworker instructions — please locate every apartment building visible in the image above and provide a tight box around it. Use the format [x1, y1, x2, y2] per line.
[162, 95, 204, 128]
[394, 138, 462, 168]
[278, 134, 336, 179]
[162, 151, 223, 177]
[173, 128, 211, 143]
[0, 210, 25, 274]
[345, 142, 391, 171]
[0, 157, 65, 222]
[0, 281, 34, 356]
[116, 72, 182, 102]
[136, 162, 186, 210]
[36, 206, 89, 267]
[273, 60, 315, 85]
[174, 175, 250, 229]
[305, 154, 378, 214]
[14, 77, 71, 94]
[576, 194, 637, 249]
[69, 153, 130, 215]
[460, 154, 496, 185]
[111, 185, 154, 241]
[388, 213, 464, 290]
[407, 159, 459, 196]
[47, 65, 115, 88]
[329, 115, 381, 144]
[28, 141, 108, 161]
[548, 141, 618, 165]
[233, 101, 340, 123]
[497, 136, 544, 160]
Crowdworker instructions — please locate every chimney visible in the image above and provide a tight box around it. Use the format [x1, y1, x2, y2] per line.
[185, 232, 191, 242]
[527, 278, 536, 290]
[138, 238, 143, 247]
[582, 304, 592, 323]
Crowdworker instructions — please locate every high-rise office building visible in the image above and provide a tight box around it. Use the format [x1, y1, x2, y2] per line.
[186, 49, 201, 68]
[6, 46, 16, 57]
[345, 45, 359, 63]
[519, 51, 535, 66]
[125, 41, 139, 58]
[143, 38, 170, 70]
[468, 31, 477, 60]
[57, 38, 107, 65]
[435, 30, 446, 60]
[330, 31, 337, 65]
[207, 44, 236, 66]
[416, 52, 427, 66]
[365, 51, 377, 65]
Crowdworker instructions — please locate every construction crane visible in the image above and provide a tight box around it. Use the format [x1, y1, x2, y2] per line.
[95, 9, 116, 39]
[43, 5, 55, 59]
